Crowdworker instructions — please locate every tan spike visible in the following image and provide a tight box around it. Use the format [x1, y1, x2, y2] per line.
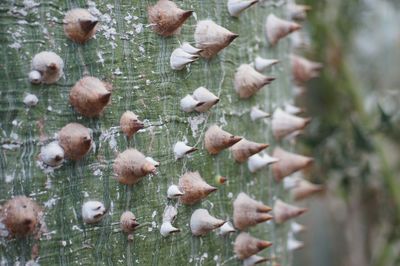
[291, 54, 323, 83]
[147, 0, 193, 36]
[272, 147, 313, 182]
[190, 209, 225, 236]
[234, 64, 275, 99]
[272, 108, 311, 140]
[265, 14, 301, 46]
[204, 125, 242, 155]
[195, 20, 238, 59]
[178, 172, 217, 205]
[273, 199, 307, 224]
[233, 192, 272, 230]
[63, 8, 98, 43]
[120, 111, 144, 139]
[291, 179, 324, 200]
[230, 139, 269, 163]
[113, 149, 156, 185]
[58, 123, 92, 161]
[234, 232, 272, 259]
[69, 76, 112, 118]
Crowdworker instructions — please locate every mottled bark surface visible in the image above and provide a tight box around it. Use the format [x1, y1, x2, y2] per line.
[0, 1, 292, 265]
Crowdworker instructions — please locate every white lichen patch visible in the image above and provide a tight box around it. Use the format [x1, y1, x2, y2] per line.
[2, 143, 21, 150]
[87, 1, 102, 17]
[87, 1, 117, 48]
[138, 46, 145, 53]
[0, 222, 10, 238]
[108, 135, 117, 151]
[113, 68, 122, 75]
[5, 174, 14, 183]
[97, 51, 105, 65]
[45, 177, 52, 189]
[23, 0, 40, 9]
[9, 42, 22, 49]
[219, 113, 227, 126]
[44, 197, 58, 209]
[133, 23, 143, 34]
[99, 126, 120, 151]
[188, 113, 207, 137]
[72, 225, 83, 232]
[124, 13, 132, 23]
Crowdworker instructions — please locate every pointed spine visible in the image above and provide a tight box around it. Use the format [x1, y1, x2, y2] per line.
[265, 14, 301, 46]
[69, 76, 112, 118]
[272, 147, 314, 182]
[233, 192, 272, 230]
[120, 211, 139, 234]
[160, 205, 180, 237]
[254, 56, 279, 72]
[234, 64, 275, 99]
[204, 125, 242, 155]
[58, 123, 92, 161]
[173, 141, 197, 159]
[82, 201, 107, 224]
[192, 86, 219, 112]
[272, 108, 311, 140]
[291, 179, 324, 200]
[287, 235, 304, 251]
[170, 48, 199, 70]
[273, 199, 308, 224]
[230, 139, 269, 163]
[148, 0, 193, 36]
[120, 111, 144, 138]
[234, 232, 272, 259]
[63, 8, 98, 43]
[291, 54, 323, 83]
[178, 172, 217, 205]
[247, 153, 279, 173]
[190, 208, 225, 236]
[167, 185, 184, 199]
[180, 94, 204, 112]
[287, 4, 312, 20]
[291, 221, 306, 234]
[250, 107, 270, 121]
[243, 255, 269, 266]
[227, 0, 259, 17]
[194, 20, 238, 59]
[38, 141, 65, 167]
[181, 42, 202, 54]
[113, 149, 156, 185]
[219, 222, 236, 235]
[30, 51, 64, 84]
[0, 196, 42, 237]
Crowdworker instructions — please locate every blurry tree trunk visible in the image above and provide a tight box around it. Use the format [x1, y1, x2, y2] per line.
[0, 1, 292, 265]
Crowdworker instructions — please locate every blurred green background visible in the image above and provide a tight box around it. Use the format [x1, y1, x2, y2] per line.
[293, 0, 400, 265]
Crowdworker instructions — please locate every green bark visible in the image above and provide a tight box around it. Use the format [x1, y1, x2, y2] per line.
[0, 1, 292, 265]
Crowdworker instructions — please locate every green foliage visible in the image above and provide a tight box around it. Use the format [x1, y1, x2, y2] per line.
[296, 0, 400, 265]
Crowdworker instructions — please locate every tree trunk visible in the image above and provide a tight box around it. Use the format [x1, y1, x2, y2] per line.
[0, 1, 291, 265]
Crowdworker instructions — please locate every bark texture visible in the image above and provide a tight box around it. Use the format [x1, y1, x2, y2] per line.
[0, 1, 292, 265]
